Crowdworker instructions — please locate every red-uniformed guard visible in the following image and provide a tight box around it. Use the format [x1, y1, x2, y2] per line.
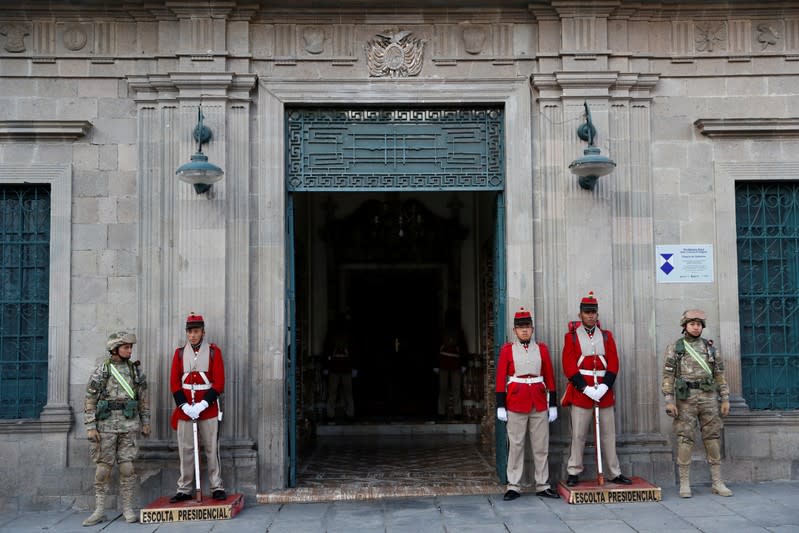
[561, 292, 632, 487]
[169, 313, 227, 502]
[496, 308, 559, 500]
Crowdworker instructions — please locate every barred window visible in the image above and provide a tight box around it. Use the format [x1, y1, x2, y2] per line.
[0, 185, 50, 419]
[736, 181, 799, 410]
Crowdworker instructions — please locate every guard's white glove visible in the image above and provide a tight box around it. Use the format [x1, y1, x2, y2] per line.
[433, 368, 440, 374]
[548, 407, 558, 423]
[195, 400, 209, 415]
[583, 386, 601, 402]
[496, 407, 508, 422]
[181, 403, 199, 420]
[351, 369, 358, 378]
[594, 383, 609, 400]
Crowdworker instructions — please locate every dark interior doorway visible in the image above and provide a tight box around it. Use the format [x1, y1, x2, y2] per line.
[345, 266, 441, 418]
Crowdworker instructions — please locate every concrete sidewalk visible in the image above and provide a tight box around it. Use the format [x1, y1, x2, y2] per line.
[1, 481, 798, 532]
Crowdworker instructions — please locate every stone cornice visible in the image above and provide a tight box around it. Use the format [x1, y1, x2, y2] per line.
[0, 120, 92, 141]
[695, 118, 799, 137]
[128, 72, 258, 102]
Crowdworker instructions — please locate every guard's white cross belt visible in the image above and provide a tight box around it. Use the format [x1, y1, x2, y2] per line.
[182, 371, 212, 390]
[579, 369, 606, 377]
[508, 375, 544, 384]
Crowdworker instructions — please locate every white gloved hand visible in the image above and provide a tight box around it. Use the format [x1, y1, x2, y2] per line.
[461, 366, 467, 374]
[181, 403, 199, 420]
[433, 368, 440, 374]
[351, 369, 358, 378]
[548, 407, 558, 423]
[497, 407, 508, 422]
[195, 400, 209, 414]
[594, 383, 609, 400]
[583, 387, 601, 402]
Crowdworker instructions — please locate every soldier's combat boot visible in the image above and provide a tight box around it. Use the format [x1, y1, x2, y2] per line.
[82, 494, 106, 526]
[83, 463, 111, 526]
[710, 464, 733, 496]
[676, 440, 693, 498]
[119, 462, 138, 523]
[704, 439, 733, 497]
[678, 466, 692, 498]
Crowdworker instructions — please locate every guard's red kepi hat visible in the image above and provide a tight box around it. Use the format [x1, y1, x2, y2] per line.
[513, 307, 533, 326]
[186, 312, 205, 329]
[580, 291, 598, 311]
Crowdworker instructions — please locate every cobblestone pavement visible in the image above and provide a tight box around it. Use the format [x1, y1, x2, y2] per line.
[2, 480, 798, 532]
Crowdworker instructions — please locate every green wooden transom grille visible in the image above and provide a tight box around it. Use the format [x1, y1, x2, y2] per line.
[285, 107, 505, 191]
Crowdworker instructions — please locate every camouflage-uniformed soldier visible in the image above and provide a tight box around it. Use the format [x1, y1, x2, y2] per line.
[83, 331, 150, 526]
[662, 310, 732, 498]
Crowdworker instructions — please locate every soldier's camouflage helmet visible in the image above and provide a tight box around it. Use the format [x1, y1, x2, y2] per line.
[106, 331, 137, 353]
[680, 309, 707, 328]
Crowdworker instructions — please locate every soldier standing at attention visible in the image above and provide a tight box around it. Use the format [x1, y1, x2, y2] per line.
[83, 331, 150, 526]
[169, 313, 227, 502]
[496, 307, 560, 500]
[561, 292, 632, 487]
[662, 309, 733, 498]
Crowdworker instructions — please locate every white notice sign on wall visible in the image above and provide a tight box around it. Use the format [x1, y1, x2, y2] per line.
[656, 245, 714, 283]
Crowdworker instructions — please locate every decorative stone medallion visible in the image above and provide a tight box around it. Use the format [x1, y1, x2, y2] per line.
[695, 22, 726, 52]
[63, 24, 87, 51]
[366, 30, 424, 78]
[462, 25, 487, 55]
[755, 23, 779, 50]
[0, 23, 30, 53]
[303, 26, 325, 55]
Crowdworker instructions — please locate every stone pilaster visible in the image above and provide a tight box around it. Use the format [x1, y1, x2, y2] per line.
[531, 70, 663, 438]
[128, 72, 256, 447]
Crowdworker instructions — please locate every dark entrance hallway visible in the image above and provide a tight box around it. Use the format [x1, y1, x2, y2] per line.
[346, 267, 441, 418]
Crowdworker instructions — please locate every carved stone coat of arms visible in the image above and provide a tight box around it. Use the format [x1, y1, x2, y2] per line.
[366, 30, 424, 78]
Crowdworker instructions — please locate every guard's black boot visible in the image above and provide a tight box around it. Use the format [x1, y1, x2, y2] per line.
[611, 474, 633, 485]
[169, 492, 192, 503]
[566, 475, 579, 487]
[536, 488, 560, 499]
[503, 490, 520, 501]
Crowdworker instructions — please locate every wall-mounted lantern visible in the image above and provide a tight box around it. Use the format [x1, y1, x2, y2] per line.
[569, 101, 616, 190]
[176, 106, 224, 194]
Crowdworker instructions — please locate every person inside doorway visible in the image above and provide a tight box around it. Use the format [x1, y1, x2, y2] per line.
[434, 309, 467, 421]
[323, 313, 356, 422]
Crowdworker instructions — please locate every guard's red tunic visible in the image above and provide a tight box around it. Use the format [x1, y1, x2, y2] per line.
[495, 342, 556, 413]
[560, 327, 618, 409]
[169, 343, 225, 430]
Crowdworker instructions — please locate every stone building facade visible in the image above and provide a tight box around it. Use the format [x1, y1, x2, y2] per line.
[1, 0, 798, 511]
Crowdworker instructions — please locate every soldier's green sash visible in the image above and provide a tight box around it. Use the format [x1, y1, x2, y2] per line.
[682, 341, 713, 377]
[107, 361, 136, 399]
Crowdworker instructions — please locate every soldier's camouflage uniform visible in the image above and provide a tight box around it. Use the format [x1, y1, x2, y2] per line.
[84, 354, 149, 522]
[662, 334, 731, 496]
[85, 358, 150, 463]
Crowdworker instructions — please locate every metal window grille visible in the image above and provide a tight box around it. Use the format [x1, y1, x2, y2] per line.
[0, 185, 50, 419]
[736, 181, 799, 409]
